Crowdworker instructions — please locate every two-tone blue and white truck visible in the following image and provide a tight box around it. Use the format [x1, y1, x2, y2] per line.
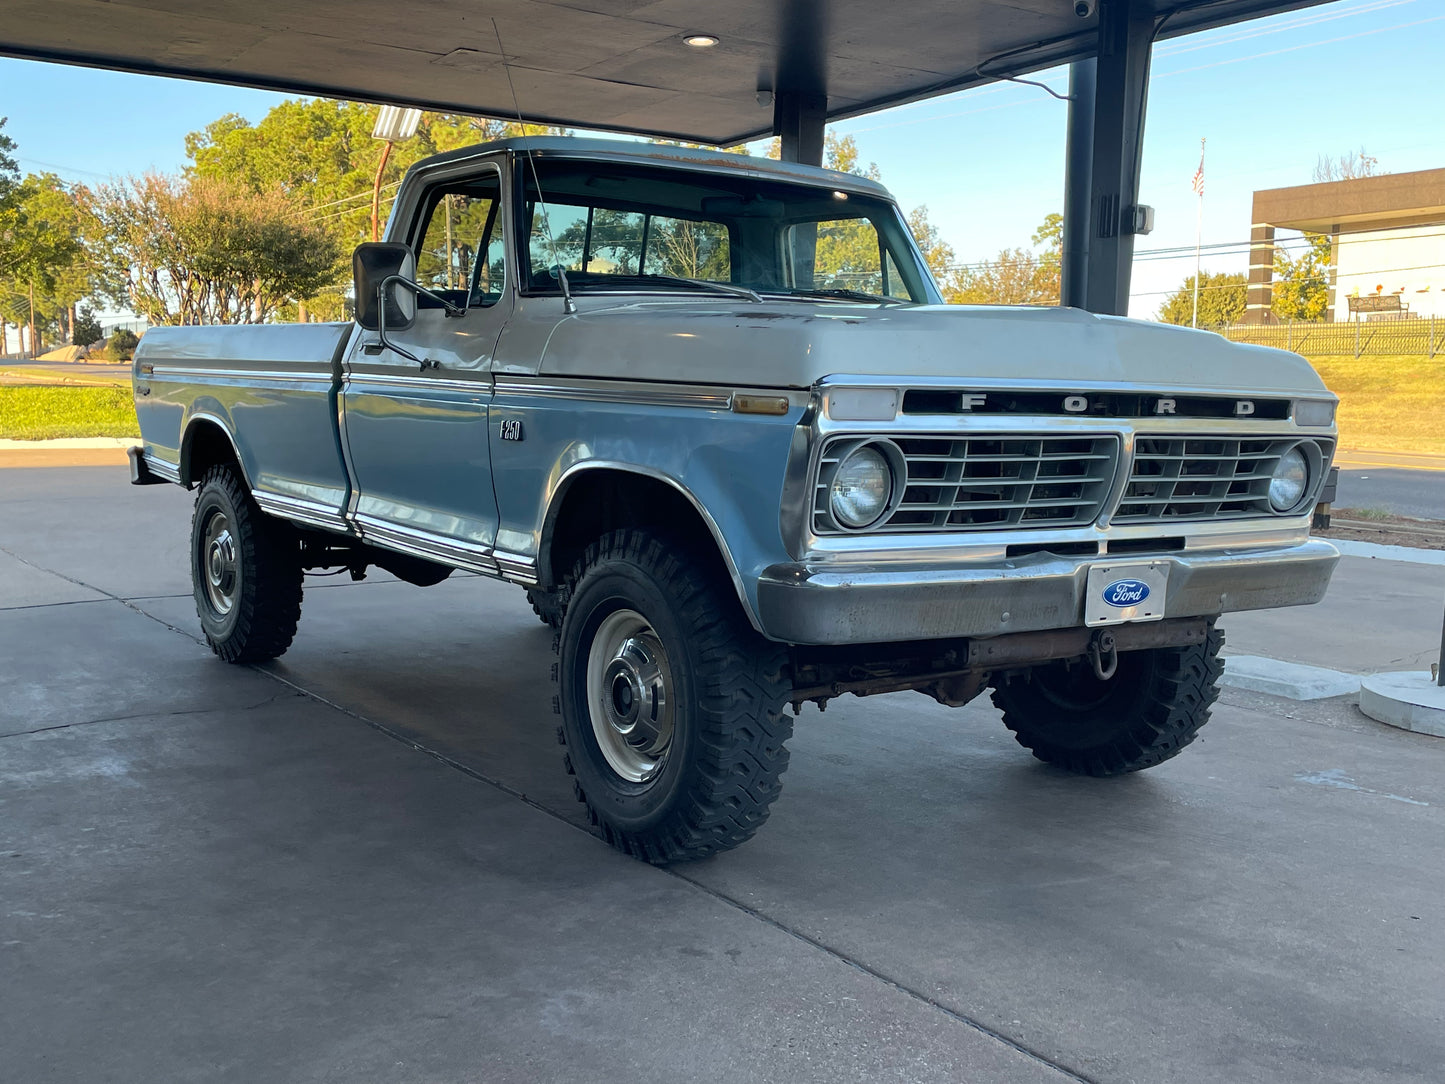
[131, 137, 1340, 862]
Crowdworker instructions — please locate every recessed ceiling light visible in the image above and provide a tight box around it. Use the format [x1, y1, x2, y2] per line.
[683, 34, 719, 48]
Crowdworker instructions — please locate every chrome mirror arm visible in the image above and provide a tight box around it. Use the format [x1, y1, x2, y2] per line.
[363, 274, 465, 370]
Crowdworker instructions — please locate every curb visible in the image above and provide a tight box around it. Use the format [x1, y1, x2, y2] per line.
[0, 437, 138, 450]
[1221, 655, 1361, 701]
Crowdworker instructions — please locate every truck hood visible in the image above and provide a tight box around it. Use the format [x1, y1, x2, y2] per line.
[534, 300, 1330, 396]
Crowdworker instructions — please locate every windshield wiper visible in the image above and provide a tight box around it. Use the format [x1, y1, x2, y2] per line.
[569, 274, 764, 303]
[783, 288, 910, 306]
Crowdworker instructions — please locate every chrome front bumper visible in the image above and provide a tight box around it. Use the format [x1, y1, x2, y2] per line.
[755, 539, 1340, 645]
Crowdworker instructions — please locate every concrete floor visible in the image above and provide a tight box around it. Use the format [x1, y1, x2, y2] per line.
[2, 466, 1443, 1083]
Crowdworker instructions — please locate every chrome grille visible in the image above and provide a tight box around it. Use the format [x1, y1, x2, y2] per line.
[813, 434, 1119, 534]
[1113, 436, 1329, 522]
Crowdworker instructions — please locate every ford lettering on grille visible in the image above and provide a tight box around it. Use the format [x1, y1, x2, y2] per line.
[1103, 579, 1150, 607]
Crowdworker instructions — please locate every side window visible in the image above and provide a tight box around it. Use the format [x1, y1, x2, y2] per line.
[786, 216, 913, 300]
[414, 173, 506, 307]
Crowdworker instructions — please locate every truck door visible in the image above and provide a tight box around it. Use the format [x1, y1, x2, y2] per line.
[341, 165, 509, 570]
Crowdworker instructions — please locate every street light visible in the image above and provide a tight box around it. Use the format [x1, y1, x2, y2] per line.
[370, 105, 423, 242]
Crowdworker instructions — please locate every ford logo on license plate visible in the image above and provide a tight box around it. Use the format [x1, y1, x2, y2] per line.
[1102, 578, 1150, 607]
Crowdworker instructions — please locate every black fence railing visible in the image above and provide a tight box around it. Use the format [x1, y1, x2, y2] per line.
[1216, 317, 1442, 358]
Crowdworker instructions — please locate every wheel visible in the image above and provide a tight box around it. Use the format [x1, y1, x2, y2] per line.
[190, 465, 303, 663]
[989, 623, 1224, 776]
[554, 529, 793, 863]
[526, 587, 564, 628]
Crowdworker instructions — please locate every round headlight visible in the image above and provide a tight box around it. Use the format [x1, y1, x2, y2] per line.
[1269, 446, 1309, 511]
[830, 445, 893, 528]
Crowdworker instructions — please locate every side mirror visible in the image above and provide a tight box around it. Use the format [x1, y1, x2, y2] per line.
[353, 242, 417, 332]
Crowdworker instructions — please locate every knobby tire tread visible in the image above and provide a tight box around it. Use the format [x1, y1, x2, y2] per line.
[553, 529, 792, 863]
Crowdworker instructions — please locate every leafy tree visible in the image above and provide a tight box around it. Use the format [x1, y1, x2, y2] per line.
[1313, 148, 1380, 184]
[73, 307, 103, 347]
[0, 117, 17, 201]
[944, 214, 1062, 306]
[1272, 233, 1331, 322]
[89, 172, 343, 325]
[0, 173, 86, 354]
[99, 327, 139, 361]
[1158, 271, 1247, 327]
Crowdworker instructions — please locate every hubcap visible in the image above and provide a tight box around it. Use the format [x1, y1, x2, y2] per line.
[586, 609, 675, 783]
[201, 511, 238, 616]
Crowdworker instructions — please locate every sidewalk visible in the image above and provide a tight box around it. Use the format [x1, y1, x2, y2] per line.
[1334, 448, 1445, 471]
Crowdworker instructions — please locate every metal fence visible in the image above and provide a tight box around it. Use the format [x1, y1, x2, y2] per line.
[1217, 317, 1442, 358]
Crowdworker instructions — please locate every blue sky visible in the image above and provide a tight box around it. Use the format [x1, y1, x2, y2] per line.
[1, 0, 1440, 319]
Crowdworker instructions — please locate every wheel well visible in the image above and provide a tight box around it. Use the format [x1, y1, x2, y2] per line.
[182, 419, 243, 488]
[541, 470, 730, 590]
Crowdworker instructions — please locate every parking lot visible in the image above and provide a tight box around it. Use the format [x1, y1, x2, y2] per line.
[3, 464, 1442, 1083]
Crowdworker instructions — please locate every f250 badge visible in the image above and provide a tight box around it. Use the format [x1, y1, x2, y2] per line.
[500, 419, 524, 442]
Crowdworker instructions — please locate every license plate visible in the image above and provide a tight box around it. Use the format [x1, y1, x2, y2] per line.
[1084, 562, 1169, 626]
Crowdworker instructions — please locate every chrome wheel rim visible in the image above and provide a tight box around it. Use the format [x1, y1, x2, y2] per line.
[200, 510, 238, 616]
[586, 608, 676, 783]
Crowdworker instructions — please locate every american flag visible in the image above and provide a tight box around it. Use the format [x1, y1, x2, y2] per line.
[1191, 140, 1205, 197]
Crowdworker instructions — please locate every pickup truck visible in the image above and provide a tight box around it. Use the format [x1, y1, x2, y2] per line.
[131, 137, 1340, 863]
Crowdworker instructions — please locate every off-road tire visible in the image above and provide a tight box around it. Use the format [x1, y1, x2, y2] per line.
[990, 623, 1224, 776]
[190, 465, 303, 663]
[526, 587, 564, 629]
[554, 528, 793, 863]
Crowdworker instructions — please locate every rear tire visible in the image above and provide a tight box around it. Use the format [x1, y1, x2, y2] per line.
[989, 623, 1224, 776]
[554, 529, 792, 863]
[190, 465, 302, 663]
[526, 587, 564, 629]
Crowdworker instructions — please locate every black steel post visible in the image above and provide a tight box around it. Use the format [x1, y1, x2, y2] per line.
[1077, 0, 1155, 315]
[1061, 59, 1096, 309]
[774, 88, 827, 166]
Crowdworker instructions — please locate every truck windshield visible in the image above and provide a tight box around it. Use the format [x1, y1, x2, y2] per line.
[519, 159, 938, 305]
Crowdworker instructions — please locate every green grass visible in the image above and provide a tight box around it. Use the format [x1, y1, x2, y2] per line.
[0, 385, 140, 440]
[1304, 354, 1445, 456]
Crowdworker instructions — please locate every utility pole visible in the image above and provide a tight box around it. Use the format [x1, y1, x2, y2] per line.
[369, 106, 423, 243]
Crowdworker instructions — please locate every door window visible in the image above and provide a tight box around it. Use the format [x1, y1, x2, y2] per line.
[414, 174, 506, 307]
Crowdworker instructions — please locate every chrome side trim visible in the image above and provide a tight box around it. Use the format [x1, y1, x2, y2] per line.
[352, 515, 501, 578]
[494, 374, 736, 411]
[151, 365, 329, 385]
[253, 491, 350, 533]
[494, 550, 539, 585]
[141, 451, 182, 484]
[346, 371, 492, 395]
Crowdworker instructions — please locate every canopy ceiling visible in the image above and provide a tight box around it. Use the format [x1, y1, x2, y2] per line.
[2, 0, 1333, 146]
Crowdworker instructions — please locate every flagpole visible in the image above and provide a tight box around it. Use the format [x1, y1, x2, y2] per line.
[1191, 137, 1205, 329]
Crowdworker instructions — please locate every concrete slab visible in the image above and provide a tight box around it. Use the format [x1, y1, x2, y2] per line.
[1222, 554, 1445, 674]
[8, 465, 1445, 1083]
[0, 547, 107, 608]
[1221, 655, 1361, 700]
[1360, 671, 1445, 737]
[2, 610, 1063, 1084]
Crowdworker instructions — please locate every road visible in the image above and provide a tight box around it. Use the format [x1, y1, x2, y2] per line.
[3, 464, 1443, 1084]
[1335, 467, 1445, 521]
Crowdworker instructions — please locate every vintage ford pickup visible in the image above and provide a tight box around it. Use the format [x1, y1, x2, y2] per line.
[131, 137, 1340, 862]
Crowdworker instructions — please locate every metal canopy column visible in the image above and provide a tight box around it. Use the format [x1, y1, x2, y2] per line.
[1062, 0, 1156, 315]
[775, 89, 827, 166]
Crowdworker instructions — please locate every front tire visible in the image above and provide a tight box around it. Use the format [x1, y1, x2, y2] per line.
[190, 465, 302, 663]
[990, 623, 1224, 776]
[554, 529, 792, 863]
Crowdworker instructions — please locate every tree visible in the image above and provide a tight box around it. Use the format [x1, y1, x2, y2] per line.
[1158, 271, 1247, 327]
[1272, 233, 1331, 322]
[1313, 148, 1380, 184]
[188, 99, 565, 318]
[0, 173, 86, 354]
[73, 307, 103, 347]
[89, 172, 343, 326]
[944, 213, 1063, 306]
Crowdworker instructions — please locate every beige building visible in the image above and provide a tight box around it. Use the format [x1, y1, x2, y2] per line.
[1247, 168, 1445, 324]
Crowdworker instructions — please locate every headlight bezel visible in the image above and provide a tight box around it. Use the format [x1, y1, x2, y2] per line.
[824, 438, 906, 531]
[1268, 440, 1322, 514]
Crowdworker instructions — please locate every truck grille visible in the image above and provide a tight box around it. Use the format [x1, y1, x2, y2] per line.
[1112, 436, 1325, 522]
[813, 434, 1119, 533]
